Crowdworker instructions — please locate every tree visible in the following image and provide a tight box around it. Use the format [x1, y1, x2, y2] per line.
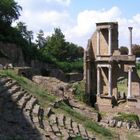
[16, 22, 33, 44]
[44, 28, 66, 60]
[36, 30, 46, 48]
[42, 28, 83, 62]
[119, 46, 128, 54]
[132, 44, 140, 57]
[0, 0, 22, 24]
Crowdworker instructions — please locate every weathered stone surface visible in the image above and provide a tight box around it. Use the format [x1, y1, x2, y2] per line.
[57, 114, 64, 127]
[17, 93, 32, 109]
[24, 96, 37, 111]
[72, 122, 79, 135]
[0, 76, 97, 140]
[65, 117, 72, 130]
[49, 114, 57, 125]
[126, 122, 131, 129]
[0, 42, 25, 66]
[78, 124, 88, 138]
[116, 121, 122, 128]
[32, 104, 40, 114]
[109, 119, 116, 127]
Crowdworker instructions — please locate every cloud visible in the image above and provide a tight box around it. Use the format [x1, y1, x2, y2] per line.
[46, 0, 71, 6]
[14, 1, 140, 48]
[64, 7, 122, 47]
[73, 6, 121, 36]
[65, 6, 140, 48]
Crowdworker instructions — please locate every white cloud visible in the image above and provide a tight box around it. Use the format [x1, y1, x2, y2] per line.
[14, 1, 140, 48]
[69, 7, 121, 36]
[46, 0, 71, 6]
[64, 6, 140, 48]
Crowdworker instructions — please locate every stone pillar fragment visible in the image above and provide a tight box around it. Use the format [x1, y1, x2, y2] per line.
[108, 27, 112, 55]
[97, 66, 101, 96]
[127, 67, 132, 98]
[128, 27, 133, 55]
[108, 66, 112, 97]
[97, 29, 100, 55]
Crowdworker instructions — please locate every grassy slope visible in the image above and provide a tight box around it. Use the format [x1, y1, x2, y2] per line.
[0, 70, 55, 107]
[0, 70, 118, 140]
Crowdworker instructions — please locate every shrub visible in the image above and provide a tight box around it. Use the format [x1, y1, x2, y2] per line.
[114, 112, 139, 123]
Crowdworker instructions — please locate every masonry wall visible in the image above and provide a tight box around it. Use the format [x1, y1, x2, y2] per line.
[0, 42, 25, 66]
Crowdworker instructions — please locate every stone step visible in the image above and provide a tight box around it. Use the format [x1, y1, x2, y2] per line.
[60, 128, 70, 139]
[49, 132, 60, 140]
[45, 107, 53, 117]
[57, 114, 65, 127]
[24, 96, 37, 112]
[0, 77, 11, 85]
[43, 121, 53, 132]
[49, 114, 57, 125]
[0, 80, 17, 93]
[64, 117, 72, 130]
[0, 85, 21, 98]
[7, 85, 21, 95]
[11, 91, 25, 102]
[51, 124, 61, 136]
[17, 93, 32, 109]
[78, 124, 88, 139]
[72, 121, 80, 135]
[32, 104, 40, 115]
[31, 105, 44, 129]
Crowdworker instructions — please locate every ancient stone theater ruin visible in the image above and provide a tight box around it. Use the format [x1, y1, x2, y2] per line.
[84, 22, 140, 111]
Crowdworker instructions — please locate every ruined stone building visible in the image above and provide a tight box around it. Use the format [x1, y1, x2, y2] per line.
[84, 22, 140, 111]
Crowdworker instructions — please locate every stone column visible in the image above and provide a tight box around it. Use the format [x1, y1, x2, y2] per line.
[97, 29, 100, 55]
[97, 66, 101, 96]
[128, 27, 133, 55]
[108, 27, 112, 55]
[127, 67, 132, 98]
[86, 50, 91, 95]
[108, 66, 112, 97]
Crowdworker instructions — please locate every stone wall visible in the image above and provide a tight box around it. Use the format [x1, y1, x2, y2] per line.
[31, 60, 83, 82]
[0, 42, 25, 66]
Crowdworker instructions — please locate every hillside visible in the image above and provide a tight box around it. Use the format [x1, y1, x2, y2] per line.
[0, 69, 118, 140]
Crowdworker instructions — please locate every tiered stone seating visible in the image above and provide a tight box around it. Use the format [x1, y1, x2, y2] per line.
[0, 76, 96, 140]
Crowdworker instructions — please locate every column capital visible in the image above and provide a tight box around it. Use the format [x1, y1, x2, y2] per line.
[128, 27, 133, 31]
[108, 26, 112, 30]
[128, 66, 133, 72]
[96, 28, 100, 32]
[108, 65, 112, 69]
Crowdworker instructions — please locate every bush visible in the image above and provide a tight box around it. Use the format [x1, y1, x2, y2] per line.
[73, 81, 89, 103]
[136, 63, 140, 69]
[114, 112, 139, 123]
[56, 59, 83, 73]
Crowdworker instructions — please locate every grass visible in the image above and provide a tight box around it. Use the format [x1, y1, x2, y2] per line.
[58, 101, 117, 140]
[117, 79, 127, 93]
[127, 133, 140, 140]
[73, 81, 87, 102]
[137, 69, 140, 77]
[0, 70, 56, 107]
[113, 112, 139, 123]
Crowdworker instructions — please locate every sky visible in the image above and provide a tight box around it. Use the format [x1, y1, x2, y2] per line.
[14, 0, 140, 48]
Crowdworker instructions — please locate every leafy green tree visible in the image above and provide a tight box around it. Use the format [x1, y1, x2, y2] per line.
[36, 30, 46, 48]
[44, 28, 66, 60]
[16, 22, 33, 44]
[132, 44, 140, 57]
[42, 28, 83, 61]
[0, 0, 22, 24]
[119, 46, 128, 54]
